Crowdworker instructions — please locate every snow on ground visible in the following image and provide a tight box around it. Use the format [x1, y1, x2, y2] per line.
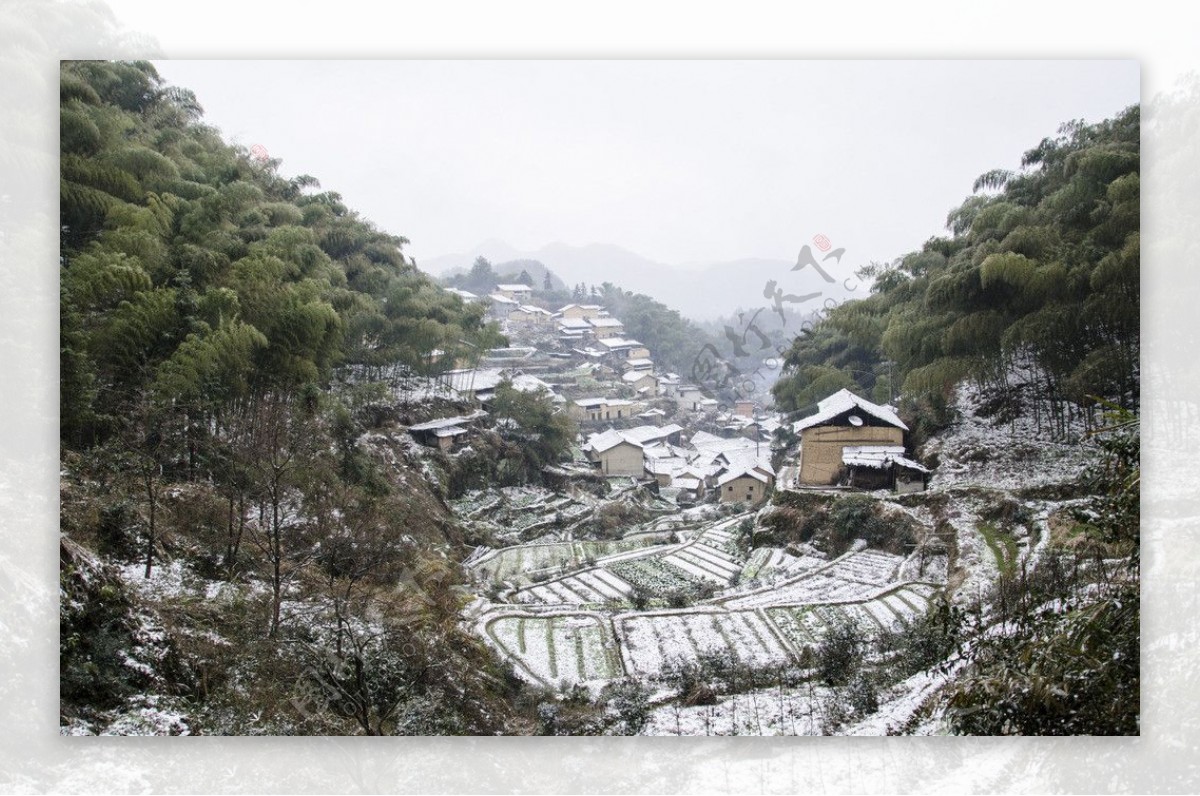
[643, 682, 838, 736]
[924, 382, 1101, 493]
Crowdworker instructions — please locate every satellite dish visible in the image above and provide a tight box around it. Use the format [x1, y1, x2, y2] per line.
[848, 414, 864, 426]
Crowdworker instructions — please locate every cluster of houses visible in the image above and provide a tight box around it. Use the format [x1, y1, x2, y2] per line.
[409, 281, 931, 498]
[581, 424, 777, 505]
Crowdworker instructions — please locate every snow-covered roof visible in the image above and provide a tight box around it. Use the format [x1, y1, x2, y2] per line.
[587, 317, 624, 328]
[442, 369, 554, 398]
[408, 410, 487, 432]
[584, 429, 644, 454]
[622, 370, 657, 384]
[558, 318, 592, 330]
[717, 468, 771, 487]
[842, 445, 930, 473]
[620, 425, 679, 445]
[793, 389, 909, 432]
[597, 337, 643, 350]
[574, 397, 609, 408]
[496, 283, 532, 292]
[433, 425, 467, 438]
[446, 288, 478, 301]
[717, 447, 774, 475]
[690, 430, 754, 451]
[637, 408, 666, 418]
[516, 304, 553, 315]
[558, 303, 603, 312]
[487, 293, 519, 305]
[623, 358, 654, 370]
[673, 476, 702, 490]
[645, 457, 687, 476]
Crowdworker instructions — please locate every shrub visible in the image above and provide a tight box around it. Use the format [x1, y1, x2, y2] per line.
[816, 619, 865, 686]
[601, 679, 652, 735]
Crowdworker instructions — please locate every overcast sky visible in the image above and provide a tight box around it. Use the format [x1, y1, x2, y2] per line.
[151, 60, 1138, 268]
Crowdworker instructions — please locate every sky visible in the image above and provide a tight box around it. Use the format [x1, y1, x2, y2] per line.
[149, 60, 1139, 269]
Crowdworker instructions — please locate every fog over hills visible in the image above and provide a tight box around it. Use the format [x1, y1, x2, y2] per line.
[418, 240, 861, 321]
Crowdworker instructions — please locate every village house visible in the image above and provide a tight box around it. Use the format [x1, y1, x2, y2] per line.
[598, 337, 651, 363]
[670, 466, 709, 500]
[446, 287, 480, 303]
[407, 410, 488, 452]
[622, 369, 659, 396]
[623, 423, 684, 448]
[658, 373, 682, 397]
[672, 383, 707, 411]
[442, 368, 557, 405]
[716, 467, 775, 505]
[622, 357, 654, 372]
[568, 397, 643, 424]
[733, 400, 756, 418]
[586, 316, 625, 340]
[793, 388, 924, 489]
[557, 303, 605, 321]
[486, 292, 519, 321]
[494, 283, 534, 301]
[556, 317, 593, 346]
[507, 304, 554, 327]
[582, 429, 646, 476]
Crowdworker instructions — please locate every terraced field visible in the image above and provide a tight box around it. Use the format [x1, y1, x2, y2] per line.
[513, 567, 636, 605]
[469, 505, 948, 693]
[483, 579, 942, 687]
[616, 609, 794, 677]
[765, 583, 939, 646]
[722, 549, 905, 609]
[484, 612, 623, 685]
[470, 536, 669, 584]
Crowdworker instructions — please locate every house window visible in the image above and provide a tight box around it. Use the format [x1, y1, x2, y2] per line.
[727, 486, 733, 492]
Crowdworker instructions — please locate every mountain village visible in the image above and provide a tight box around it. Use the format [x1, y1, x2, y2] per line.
[387, 282, 979, 731]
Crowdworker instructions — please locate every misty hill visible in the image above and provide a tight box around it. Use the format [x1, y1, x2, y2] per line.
[419, 241, 857, 321]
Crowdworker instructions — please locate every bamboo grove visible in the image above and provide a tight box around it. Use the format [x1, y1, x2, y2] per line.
[61, 60, 503, 464]
[772, 106, 1140, 434]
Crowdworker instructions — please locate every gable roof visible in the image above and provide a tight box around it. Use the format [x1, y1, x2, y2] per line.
[793, 389, 908, 432]
[622, 370, 657, 384]
[495, 283, 532, 292]
[583, 429, 643, 454]
[408, 410, 488, 432]
[717, 467, 771, 487]
[597, 337, 644, 350]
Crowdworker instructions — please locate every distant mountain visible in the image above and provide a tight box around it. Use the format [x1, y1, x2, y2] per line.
[417, 241, 859, 321]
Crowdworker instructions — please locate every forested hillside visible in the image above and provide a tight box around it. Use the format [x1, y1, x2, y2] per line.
[59, 60, 523, 734]
[773, 107, 1140, 433]
[770, 107, 1140, 735]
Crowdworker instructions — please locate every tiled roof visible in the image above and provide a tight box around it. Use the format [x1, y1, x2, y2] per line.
[793, 389, 908, 432]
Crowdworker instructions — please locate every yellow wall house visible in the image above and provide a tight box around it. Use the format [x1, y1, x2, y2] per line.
[558, 304, 605, 321]
[582, 429, 645, 476]
[794, 389, 908, 486]
[717, 467, 774, 505]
